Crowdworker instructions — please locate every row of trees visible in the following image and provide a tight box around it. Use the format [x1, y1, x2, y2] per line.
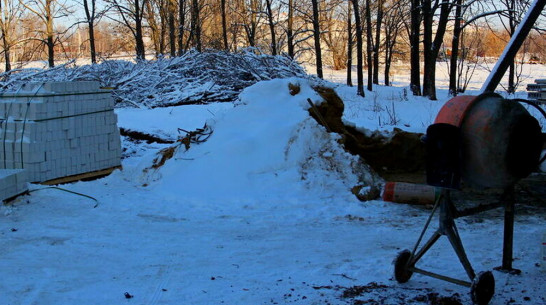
[0, 0, 544, 99]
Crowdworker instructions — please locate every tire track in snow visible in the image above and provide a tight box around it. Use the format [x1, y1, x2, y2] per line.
[146, 264, 173, 305]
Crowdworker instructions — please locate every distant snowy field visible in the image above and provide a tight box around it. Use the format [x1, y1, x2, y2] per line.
[0, 61, 545, 305]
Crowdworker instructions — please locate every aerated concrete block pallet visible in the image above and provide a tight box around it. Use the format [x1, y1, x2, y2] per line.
[527, 79, 546, 105]
[0, 169, 27, 202]
[0, 81, 122, 184]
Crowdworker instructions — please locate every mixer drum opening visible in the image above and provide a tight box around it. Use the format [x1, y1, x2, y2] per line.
[506, 114, 542, 179]
[436, 94, 543, 189]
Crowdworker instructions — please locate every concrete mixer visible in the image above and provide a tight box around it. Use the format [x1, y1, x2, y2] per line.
[393, 2, 545, 304]
[393, 93, 544, 305]
[433, 93, 543, 189]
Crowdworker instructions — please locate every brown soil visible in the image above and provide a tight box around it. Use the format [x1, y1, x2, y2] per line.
[120, 127, 175, 144]
[310, 86, 426, 181]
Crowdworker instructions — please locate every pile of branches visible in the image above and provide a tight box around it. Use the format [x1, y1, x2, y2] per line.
[0, 49, 309, 108]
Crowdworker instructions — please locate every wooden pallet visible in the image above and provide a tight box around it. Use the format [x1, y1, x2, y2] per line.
[40, 166, 122, 185]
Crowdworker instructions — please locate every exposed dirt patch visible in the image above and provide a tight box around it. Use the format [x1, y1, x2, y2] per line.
[120, 127, 175, 144]
[308, 86, 546, 210]
[310, 282, 463, 305]
[309, 86, 426, 181]
[340, 283, 463, 305]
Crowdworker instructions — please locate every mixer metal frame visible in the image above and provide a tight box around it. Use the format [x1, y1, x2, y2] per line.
[405, 189, 475, 286]
[394, 188, 496, 304]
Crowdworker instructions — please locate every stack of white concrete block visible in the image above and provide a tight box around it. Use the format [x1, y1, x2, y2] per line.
[527, 79, 546, 105]
[0, 81, 121, 184]
[0, 169, 27, 201]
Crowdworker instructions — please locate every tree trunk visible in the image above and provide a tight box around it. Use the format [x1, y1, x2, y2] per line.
[287, 0, 295, 58]
[373, 0, 383, 85]
[135, 0, 146, 60]
[178, 0, 186, 55]
[449, 0, 462, 96]
[0, 0, 10, 71]
[311, 0, 323, 79]
[421, 0, 433, 97]
[351, 0, 364, 97]
[384, 12, 399, 87]
[243, 0, 258, 47]
[410, 0, 421, 96]
[384, 57, 391, 86]
[83, 0, 97, 64]
[221, 0, 229, 50]
[88, 21, 97, 63]
[365, 0, 373, 91]
[507, 2, 516, 94]
[190, 0, 201, 52]
[423, 0, 451, 100]
[46, 0, 55, 67]
[169, 0, 176, 57]
[2, 38, 10, 71]
[159, 8, 166, 55]
[265, 0, 277, 55]
[347, 1, 353, 87]
[145, 1, 161, 57]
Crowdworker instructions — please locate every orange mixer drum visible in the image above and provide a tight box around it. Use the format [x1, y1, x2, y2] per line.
[435, 93, 542, 188]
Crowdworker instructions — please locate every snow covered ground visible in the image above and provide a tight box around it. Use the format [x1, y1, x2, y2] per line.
[1, 64, 545, 305]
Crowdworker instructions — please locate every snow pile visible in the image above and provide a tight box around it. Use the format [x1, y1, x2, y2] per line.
[0, 50, 309, 108]
[137, 78, 378, 200]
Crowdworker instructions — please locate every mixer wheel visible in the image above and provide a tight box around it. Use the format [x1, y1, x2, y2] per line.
[470, 271, 495, 305]
[394, 249, 413, 283]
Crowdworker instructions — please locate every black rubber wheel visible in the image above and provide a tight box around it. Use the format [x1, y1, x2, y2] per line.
[470, 271, 495, 305]
[394, 249, 414, 283]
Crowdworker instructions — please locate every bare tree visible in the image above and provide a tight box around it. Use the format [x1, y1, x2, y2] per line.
[81, 0, 103, 63]
[351, 0, 364, 96]
[409, 0, 421, 95]
[321, 1, 349, 70]
[106, 0, 148, 60]
[168, 0, 176, 56]
[365, 0, 372, 91]
[422, 0, 452, 100]
[189, 0, 201, 51]
[280, 0, 312, 60]
[492, 0, 533, 94]
[448, 0, 501, 95]
[285, 0, 294, 58]
[234, 0, 262, 48]
[372, 0, 383, 85]
[311, 0, 323, 78]
[0, 0, 25, 71]
[220, 0, 228, 50]
[264, 0, 277, 55]
[177, 0, 187, 55]
[347, 0, 353, 86]
[448, 0, 464, 95]
[145, 0, 166, 56]
[383, 0, 405, 86]
[19, 0, 72, 67]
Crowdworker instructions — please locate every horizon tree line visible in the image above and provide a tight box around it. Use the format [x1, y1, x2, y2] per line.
[0, 0, 544, 99]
